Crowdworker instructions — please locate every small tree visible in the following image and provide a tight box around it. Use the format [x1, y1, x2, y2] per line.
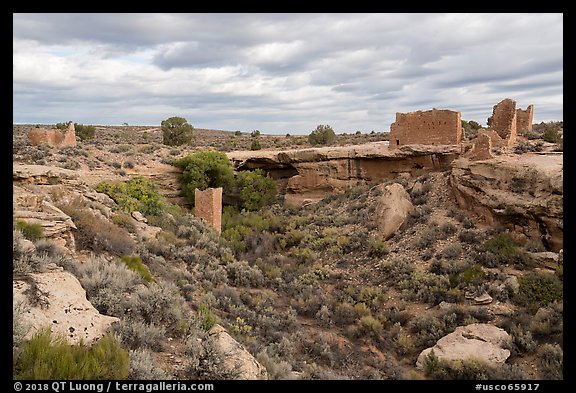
[236, 169, 277, 211]
[308, 124, 336, 146]
[161, 116, 194, 146]
[75, 123, 96, 141]
[250, 138, 262, 151]
[172, 150, 234, 206]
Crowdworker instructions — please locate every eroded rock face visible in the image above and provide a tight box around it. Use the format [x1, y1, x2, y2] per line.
[13, 164, 80, 185]
[375, 183, 414, 240]
[450, 154, 563, 251]
[207, 324, 268, 380]
[416, 323, 512, 369]
[13, 185, 76, 249]
[228, 142, 461, 206]
[13, 265, 119, 345]
[27, 123, 76, 148]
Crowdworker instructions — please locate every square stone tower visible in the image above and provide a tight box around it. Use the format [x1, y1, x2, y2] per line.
[194, 187, 222, 234]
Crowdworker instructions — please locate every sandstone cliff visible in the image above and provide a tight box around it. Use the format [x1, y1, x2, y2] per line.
[450, 153, 563, 251]
[228, 142, 461, 205]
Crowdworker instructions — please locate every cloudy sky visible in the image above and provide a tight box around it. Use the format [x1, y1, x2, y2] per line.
[13, 13, 563, 134]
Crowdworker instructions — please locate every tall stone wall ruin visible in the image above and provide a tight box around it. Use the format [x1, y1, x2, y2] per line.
[516, 105, 534, 133]
[194, 187, 222, 234]
[389, 109, 463, 150]
[490, 99, 517, 146]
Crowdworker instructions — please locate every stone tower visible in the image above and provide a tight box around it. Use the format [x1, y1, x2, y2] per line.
[194, 187, 222, 234]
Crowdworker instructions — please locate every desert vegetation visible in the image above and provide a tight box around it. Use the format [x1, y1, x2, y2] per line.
[12, 122, 563, 381]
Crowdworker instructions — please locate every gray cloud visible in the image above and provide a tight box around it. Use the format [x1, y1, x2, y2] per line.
[13, 13, 563, 133]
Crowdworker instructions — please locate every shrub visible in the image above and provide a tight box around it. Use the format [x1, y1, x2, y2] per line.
[173, 150, 235, 206]
[356, 315, 382, 337]
[367, 239, 389, 257]
[114, 319, 166, 351]
[542, 129, 561, 143]
[482, 232, 530, 266]
[516, 272, 563, 313]
[197, 304, 219, 331]
[95, 176, 165, 216]
[423, 349, 440, 376]
[121, 256, 154, 282]
[13, 329, 129, 379]
[111, 213, 137, 233]
[539, 344, 563, 380]
[59, 205, 135, 256]
[236, 169, 277, 211]
[14, 220, 44, 241]
[250, 138, 262, 150]
[226, 260, 264, 287]
[74, 123, 96, 141]
[129, 348, 173, 380]
[308, 124, 336, 146]
[161, 116, 194, 146]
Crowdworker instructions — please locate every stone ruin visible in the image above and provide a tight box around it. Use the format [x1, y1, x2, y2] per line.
[466, 98, 534, 160]
[27, 122, 77, 148]
[389, 109, 463, 150]
[194, 187, 222, 234]
[388, 99, 533, 161]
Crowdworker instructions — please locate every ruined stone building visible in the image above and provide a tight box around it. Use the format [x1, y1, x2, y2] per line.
[388, 109, 463, 150]
[487, 98, 533, 148]
[28, 122, 77, 148]
[516, 105, 534, 133]
[194, 187, 222, 234]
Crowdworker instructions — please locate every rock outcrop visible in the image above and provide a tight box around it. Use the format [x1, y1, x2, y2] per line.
[13, 185, 76, 250]
[13, 265, 120, 345]
[416, 323, 512, 369]
[207, 324, 268, 380]
[450, 154, 563, 252]
[13, 164, 81, 185]
[375, 183, 414, 240]
[228, 142, 461, 206]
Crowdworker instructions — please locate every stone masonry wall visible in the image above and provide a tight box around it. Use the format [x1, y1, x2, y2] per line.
[389, 109, 462, 150]
[490, 99, 517, 146]
[516, 105, 534, 133]
[27, 123, 77, 148]
[194, 187, 222, 234]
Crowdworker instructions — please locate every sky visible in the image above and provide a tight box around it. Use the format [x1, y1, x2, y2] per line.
[13, 13, 563, 135]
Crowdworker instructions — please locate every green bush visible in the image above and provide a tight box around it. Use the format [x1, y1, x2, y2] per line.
[250, 138, 262, 150]
[482, 232, 531, 266]
[95, 176, 165, 216]
[542, 129, 561, 143]
[173, 150, 234, 206]
[121, 256, 154, 283]
[74, 123, 96, 141]
[161, 116, 194, 146]
[14, 220, 44, 241]
[357, 315, 382, 337]
[308, 124, 336, 146]
[367, 239, 389, 257]
[516, 272, 563, 313]
[236, 169, 277, 211]
[197, 304, 219, 331]
[13, 329, 129, 379]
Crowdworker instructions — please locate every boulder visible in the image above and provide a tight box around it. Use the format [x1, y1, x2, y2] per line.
[207, 324, 268, 380]
[13, 265, 119, 345]
[375, 183, 414, 240]
[131, 211, 148, 223]
[474, 293, 493, 305]
[416, 323, 512, 369]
